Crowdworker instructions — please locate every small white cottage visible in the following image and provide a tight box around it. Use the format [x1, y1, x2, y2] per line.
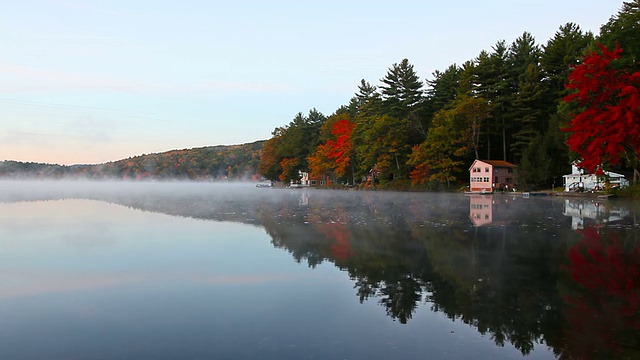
[562, 163, 629, 192]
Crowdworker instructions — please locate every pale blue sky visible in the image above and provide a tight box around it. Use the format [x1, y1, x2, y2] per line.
[0, 0, 623, 164]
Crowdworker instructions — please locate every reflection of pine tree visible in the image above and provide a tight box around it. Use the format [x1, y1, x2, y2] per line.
[378, 276, 423, 324]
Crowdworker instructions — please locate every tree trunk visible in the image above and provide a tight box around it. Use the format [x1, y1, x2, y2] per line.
[502, 119, 507, 162]
[487, 125, 491, 159]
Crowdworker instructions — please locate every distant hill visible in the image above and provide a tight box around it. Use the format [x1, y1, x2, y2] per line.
[0, 140, 266, 180]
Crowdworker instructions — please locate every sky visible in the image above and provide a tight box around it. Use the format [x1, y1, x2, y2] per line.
[0, 0, 624, 165]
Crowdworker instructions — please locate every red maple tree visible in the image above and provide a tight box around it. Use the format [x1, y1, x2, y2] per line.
[563, 43, 640, 181]
[308, 118, 356, 179]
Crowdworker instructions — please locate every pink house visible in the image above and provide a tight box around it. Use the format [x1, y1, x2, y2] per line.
[469, 160, 517, 193]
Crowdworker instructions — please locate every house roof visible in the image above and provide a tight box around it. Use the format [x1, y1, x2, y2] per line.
[470, 159, 516, 169]
[563, 169, 626, 178]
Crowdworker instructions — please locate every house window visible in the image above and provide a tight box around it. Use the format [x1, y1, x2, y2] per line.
[506, 178, 512, 183]
[495, 177, 499, 183]
[311, 180, 317, 185]
[320, 180, 325, 186]
[508, 168, 513, 173]
[484, 177, 489, 182]
[485, 167, 489, 172]
[321, 174, 325, 179]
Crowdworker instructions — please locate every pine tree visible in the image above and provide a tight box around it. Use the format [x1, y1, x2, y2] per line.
[379, 59, 424, 118]
[541, 23, 594, 101]
[598, 0, 640, 72]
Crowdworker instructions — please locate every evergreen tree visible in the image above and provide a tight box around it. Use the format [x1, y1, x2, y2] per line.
[598, 0, 640, 72]
[457, 60, 477, 97]
[508, 32, 548, 163]
[510, 63, 548, 161]
[354, 79, 383, 117]
[424, 64, 461, 113]
[259, 109, 327, 183]
[519, 116, 569, 187]
[379, 59, 424, 119]
[541, 23, 594, 102]
[421, 64, 461, 138]
[474, 42, 512, 161]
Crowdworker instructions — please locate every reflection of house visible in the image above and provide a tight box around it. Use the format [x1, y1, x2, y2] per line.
[563, 163, 629, 192]
[469, 195, 493, 226]
[469, 160, 517, 193]
[562, 199, 630, 230]
[299, 171, 335, 187]
[468, 194, 517, 227]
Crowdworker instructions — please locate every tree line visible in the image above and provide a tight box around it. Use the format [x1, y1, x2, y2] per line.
[0, 141, 264, 180]
[259, 1, 640, 190]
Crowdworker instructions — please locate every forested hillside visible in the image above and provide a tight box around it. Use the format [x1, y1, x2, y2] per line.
[0, 141, 265, 180]
[259, 1, 640, 190]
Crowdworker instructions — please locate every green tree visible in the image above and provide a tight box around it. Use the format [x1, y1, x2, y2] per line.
[519, 116, 569, 187]
[474, 42, 512, 161]
[508, 32, 549, 162]
[425, 64, 461, 113]
[598, 1, 640, 72]
[409, 95, 488, 186]
[541, 23, 594, 101]
[510, 63, 548, 160]
[353, 114, 412, 181]
[353, 79, 383, 118]
[258, 109, 326, 183]
[379, 59, 424, 119]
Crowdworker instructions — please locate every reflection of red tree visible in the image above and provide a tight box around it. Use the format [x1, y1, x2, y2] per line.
[308, 206, 353, 263]
[324, 224, 352, 262]
[563, 226, 640, 358]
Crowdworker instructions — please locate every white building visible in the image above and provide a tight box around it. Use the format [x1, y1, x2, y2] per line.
[563, 163, 629, 192]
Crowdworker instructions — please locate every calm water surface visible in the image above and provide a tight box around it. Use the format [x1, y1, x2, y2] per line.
[0, 181, 639, 359]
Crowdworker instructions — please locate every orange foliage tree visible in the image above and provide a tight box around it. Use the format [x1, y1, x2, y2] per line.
[278, 157, 299, 183]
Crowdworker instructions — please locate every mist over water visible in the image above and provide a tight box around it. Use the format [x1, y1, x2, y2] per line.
[1, 180, 639, 359]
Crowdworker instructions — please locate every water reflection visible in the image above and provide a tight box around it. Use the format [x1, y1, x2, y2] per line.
[1, 181, 640, 358]
[468, 194, 518, 226]
[561, 225, 640, 359]
[563, 199, 631, 230]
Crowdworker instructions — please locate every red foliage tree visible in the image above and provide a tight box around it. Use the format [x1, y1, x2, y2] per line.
[308, 118, 356, 179]
[328, 119, 356, 178]
[563, 44, 640, 182]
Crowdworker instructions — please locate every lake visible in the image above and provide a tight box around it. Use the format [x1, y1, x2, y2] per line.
[0, 181, 639, 359]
